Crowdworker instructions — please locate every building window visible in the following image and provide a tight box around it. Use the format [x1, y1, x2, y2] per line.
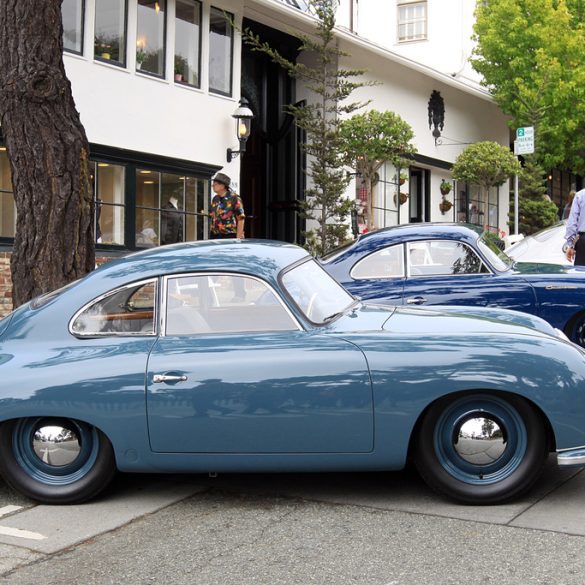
[62, 0, 85, 54]
[135, 169, 208, 248]
[0, 147, 16, 239]
[136, 0, 166, 76]
[94, 0, 128, 65]
[397, 1, 427, 42]
[93, 162, 126, 245]
[456, 184, 499, 232]
[174, 0, 201, 86]
[208, 6, 233, 96]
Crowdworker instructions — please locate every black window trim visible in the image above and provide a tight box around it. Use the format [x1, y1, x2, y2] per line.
[135, 0, 168, 79]
[93, 0, 129, 68]
[174, 0, 203, 89]
[208, 5, 234, 97]
[62, 0, 86, 56]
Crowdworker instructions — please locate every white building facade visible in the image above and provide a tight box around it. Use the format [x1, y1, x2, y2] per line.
[0, 0, 511, 260]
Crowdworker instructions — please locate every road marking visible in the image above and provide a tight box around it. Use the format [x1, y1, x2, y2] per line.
[0, 505, 23, 518]
[0, 525, 47, 540]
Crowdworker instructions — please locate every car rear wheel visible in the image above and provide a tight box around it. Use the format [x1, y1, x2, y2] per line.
[414, 393, 548, 504]
[0, 418, 116, 504]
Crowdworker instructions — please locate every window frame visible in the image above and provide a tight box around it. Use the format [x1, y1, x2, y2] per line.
[69, 278, 159, 338]
[350, 244, 406, 280]
[405, 240, 492, 278]
[397, 0, 427, 43]
[136, 0, 168, 79]
[174, 0, 202, 88]
[208, 5, 234, 97]
[161, 272, 303, 335]
[62, 0, 86, 56]
[94, 0, 129, 68]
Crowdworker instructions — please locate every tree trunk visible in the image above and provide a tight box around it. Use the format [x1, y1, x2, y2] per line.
[0, 0, 94, 308]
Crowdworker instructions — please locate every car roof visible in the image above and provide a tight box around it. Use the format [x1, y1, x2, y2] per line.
[94, 239, 309, 283]
[358, 223, 483, 245]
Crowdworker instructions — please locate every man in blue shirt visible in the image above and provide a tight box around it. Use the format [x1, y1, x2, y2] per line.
[564, 188, 585, 265]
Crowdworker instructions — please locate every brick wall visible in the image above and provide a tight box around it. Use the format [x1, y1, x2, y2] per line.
[0, 253, 114, 319]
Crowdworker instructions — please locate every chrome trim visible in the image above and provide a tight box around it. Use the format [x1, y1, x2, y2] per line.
[161, 272, 303, 336]
[33, 425, 81, 467]
[454, 417, 506, 465]
[69, 278, 159, 338]
[558, 447, 585, 467]
[153, 374, 188, 383]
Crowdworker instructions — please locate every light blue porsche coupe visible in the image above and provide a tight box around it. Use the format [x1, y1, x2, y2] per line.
[1, 240, 585, 505]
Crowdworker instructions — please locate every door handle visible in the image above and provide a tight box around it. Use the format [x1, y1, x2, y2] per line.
[153, 374, 188, 383]
[406, 296, 427, 305]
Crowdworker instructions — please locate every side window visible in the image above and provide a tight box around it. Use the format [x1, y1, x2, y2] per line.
[165, 274, 297, 335]
[351, 245, 404, 279]
[407, 241, 486, 276]
[71, 280, 156, 335]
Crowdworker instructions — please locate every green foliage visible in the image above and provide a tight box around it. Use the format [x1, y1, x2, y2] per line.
[452, 141, 520, 191]
[472, 0, 585, 173]
[510, 198, 560, 235]
[509, 155, 559, 235]
[338, 110, 416, 228]
[241, 0, 375, 256]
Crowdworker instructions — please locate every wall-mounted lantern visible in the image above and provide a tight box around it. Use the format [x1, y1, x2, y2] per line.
[428, 90, 445, 145]
[226, 98, 254, 163]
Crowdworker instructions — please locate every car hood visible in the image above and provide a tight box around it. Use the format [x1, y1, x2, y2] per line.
[381, 305, 559, 338]
[327, 303, 558, 340]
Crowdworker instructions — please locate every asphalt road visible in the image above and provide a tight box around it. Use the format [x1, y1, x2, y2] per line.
[1, 457, 585, 584]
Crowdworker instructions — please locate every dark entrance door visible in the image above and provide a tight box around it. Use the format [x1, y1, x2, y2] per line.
[409, 167, 430, 222]
[239, 20, 305, 243]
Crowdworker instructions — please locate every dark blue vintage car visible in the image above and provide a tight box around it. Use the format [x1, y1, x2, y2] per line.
[322, 223, 585, 346]
[1, 239, 585, 505]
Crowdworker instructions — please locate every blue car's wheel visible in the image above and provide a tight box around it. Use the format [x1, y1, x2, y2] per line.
[0, 418, 116, 504]
[414, 393, 548, 504]
[568, 315, 585, 347]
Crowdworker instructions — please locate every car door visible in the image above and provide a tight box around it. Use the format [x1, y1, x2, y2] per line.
[146, 273, 374, 454]
[402, 240, 537, 313]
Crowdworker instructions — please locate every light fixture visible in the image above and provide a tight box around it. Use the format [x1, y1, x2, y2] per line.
[428, 90, 445, 145]
[97, 163, 110, 167]
[139, 170, 152, 174]
[0, 146, 6, 151]
[226, 97, 254, 163]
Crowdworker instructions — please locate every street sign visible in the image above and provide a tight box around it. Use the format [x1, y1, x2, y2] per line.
[515, 126, 534, 155]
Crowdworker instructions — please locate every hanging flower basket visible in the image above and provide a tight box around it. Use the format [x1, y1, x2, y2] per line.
[394, 192, 408, 206]
[439, 197, 453, 215]
[440, 180, 452, 196]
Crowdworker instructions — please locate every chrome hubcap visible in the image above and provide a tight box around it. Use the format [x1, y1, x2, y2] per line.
[454, 416, 506, 465]
[32, 425, 81, 467]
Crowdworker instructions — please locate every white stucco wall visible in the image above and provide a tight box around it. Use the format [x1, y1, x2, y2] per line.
[64, 0, 245, 180]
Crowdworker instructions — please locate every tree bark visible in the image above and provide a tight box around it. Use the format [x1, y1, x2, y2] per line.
[0, 0, 94, 308]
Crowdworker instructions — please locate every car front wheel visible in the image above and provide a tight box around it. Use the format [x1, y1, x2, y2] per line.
[414, 392, 548, 504]
[0, 418, 116, 504]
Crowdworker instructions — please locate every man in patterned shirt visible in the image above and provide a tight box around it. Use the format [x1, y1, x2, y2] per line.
[209, 173, 245, 239]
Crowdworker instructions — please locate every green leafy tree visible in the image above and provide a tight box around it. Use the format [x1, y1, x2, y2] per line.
[472, 0, 585, 174]
[452, 141, 521, 193]
[241, 0, 373, 255]
[510, 156, 560, 234]
[339, 110, 417, 229]
[453, 141, 521, 229]
[0, 0, 94, 307]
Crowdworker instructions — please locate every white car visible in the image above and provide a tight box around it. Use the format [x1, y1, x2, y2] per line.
[505, 221, 571, 265]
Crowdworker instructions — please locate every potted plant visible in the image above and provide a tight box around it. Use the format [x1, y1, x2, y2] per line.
[399, 171, 408, 185]
[174, 55, 186, 82]
[440, 179, 452, 195]
[136, 48, 147, 70]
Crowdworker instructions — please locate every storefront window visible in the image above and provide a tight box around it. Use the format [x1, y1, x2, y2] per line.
[208, 6, 233, 95]
[62, 0, 85, 54]
[174, 0, 201, 86]
[0, 148, 16, 239]
[136, 0, 166, 76]
[94, 162, 125, 245]
[456, 184, 498, 231]
[94, 0, 127, 65]
[135, 169, 208, 248]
